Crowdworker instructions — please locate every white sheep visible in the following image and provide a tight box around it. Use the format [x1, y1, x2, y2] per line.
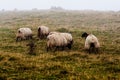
[49, 32, 73, 49]
[16, 28, 33, 41]
[47, 33, 67, 52]
[38, 26, 49, 39]
[81, 32, 100, 53]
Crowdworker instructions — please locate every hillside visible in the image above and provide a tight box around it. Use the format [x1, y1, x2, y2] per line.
[0, 10, 120, 80]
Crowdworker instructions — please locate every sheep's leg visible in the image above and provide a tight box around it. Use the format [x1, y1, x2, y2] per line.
[40, 34, 42, 39]
[30, 36, 33, 39]
[39, 34, 42, 39]
[46, 46, 49, 52]
[54, 47, 57, 52]
[85, 49, 90, 54]
[89, 48, 92, 54]
[88, 49, 91, 54]
[46, 48, 48, 52]
[91, 47, 94, 54]
[67, 44, 72, 49]
[95, 48, 99, 54]
[37, 33, 40, 38]
[28, 36, 30, 40]
[41, 34, 44, 39]
[26, 36, 28, 40]
[85, 44, 90, 53]
[54, 46, 59, 52]
[62, 46, 65, 51]
[45, 34, 48, 38]
[28, 36, 31, 40]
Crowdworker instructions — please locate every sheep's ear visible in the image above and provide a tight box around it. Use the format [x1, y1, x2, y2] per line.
[81, 33, 83, 37]
[81, 32, 86, 37]
[81, 34, 84, 38]
[18, 31, 20, 33]
[38, 27, 41, 31]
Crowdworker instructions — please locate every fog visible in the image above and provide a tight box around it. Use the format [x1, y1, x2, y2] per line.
[0, 0, 120, 11]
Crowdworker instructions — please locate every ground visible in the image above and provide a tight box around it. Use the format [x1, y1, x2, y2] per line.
[0, 10, 120, 80]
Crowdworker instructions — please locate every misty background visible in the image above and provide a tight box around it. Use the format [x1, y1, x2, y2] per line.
[0, 0, 120, 11]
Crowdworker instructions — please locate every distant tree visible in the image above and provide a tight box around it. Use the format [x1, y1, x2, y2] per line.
[32, 8, 38, 11]
[50, 6, 64, 10]
[14, 8, 18, 11]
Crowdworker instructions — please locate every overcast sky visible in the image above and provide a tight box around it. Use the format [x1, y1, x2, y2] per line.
[0, 0, 120, 11]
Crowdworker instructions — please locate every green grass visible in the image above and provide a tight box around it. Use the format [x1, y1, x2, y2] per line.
[0, 10, 120, 80]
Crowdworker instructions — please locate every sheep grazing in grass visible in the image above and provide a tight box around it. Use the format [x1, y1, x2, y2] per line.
[37, 26, 49, 39]
[49, 32, 73, 49]
[81, 32, 100, 53]
[47, 32, 73, 51]
[46, 33, 67, 52]
[16, 28, 33, 42]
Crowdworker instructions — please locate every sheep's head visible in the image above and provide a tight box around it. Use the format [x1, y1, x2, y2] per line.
[81, 32, 88, 39]
[16, 30, 22, 42]
[37, 27, 41, 37]
[38, 27, 41, 32]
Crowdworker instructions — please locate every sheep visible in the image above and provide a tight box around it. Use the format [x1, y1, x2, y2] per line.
[46, 33, 67, 52]
[47, 32, 73, 51]
[81, 32, 100, 53]
[16, 28, 33, 42]
[49, 32, 73, 49]
[37, 26, 49, 39]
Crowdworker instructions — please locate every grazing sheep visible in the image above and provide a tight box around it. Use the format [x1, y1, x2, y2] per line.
[81, 32, 100, 53]
[49, 32, 73, 49]
[16, 28, 33, 41]
[38, 26, 49, 39]
[47, 33, 67, 52]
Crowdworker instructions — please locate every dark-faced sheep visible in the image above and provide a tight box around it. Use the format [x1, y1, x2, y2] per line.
[81, 32, 100, 53]
[46, 33, 67, 52]
[38, 26, 49, 39]
[49, 32, 73, 49]
[47, 32, 73, 51]
[16, 28, 33, 42]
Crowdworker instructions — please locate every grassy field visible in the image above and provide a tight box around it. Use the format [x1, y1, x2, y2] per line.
[0, 10, 120, 80]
